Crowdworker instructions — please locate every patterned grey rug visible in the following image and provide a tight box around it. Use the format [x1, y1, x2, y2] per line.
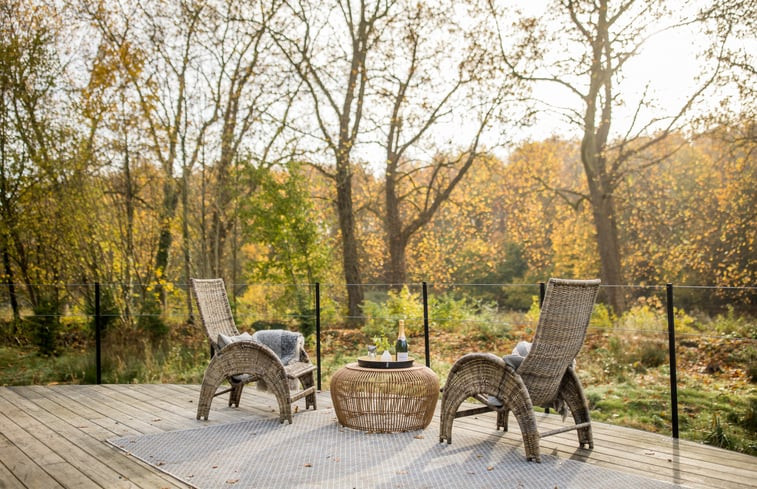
[108, 408, 683, 489]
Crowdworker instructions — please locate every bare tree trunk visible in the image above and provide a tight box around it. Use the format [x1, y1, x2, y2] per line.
[122, 142, 135, 323]
[0, 91, 20, 323]
[209, 118, 234, 280]
[181, 164, 194, 323]
[577, 0, 626, 313]
[2, 247, 19, 322]
[336, 155, 364, 318]
[385, 164, 407, 286]
[584, 153, 626, 312]
[154, 177, 178, 304]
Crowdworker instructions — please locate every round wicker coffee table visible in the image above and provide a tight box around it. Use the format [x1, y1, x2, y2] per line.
[330, 362, 439, 433]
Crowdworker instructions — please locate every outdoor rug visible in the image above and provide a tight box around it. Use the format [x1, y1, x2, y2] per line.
[108, 408, 683, 489]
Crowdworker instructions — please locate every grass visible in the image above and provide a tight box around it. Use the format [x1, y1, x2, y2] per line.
[0, 346, 95, 385]
[1, 311, 755, 456]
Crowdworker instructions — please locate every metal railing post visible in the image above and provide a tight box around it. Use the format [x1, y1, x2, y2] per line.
[315, 282, 322, 391]
[538, 281, 548, 413]
[422, 281, 430, 368]
[95, 282, 102, 385]
[666, 283, 679, 438]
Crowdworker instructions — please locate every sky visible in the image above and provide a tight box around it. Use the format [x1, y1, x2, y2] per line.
[514, 0, 711, 142]
[398, 0, 737, 167]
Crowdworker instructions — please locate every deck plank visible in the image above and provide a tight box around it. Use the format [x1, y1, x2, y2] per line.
[450, 410, 755, 488]
[0, 395, 100, 488]
[0, 384, 754, 489]
[0, 386, 185, 489]
[0, 430, 64, 489]
[13, 385, 187, 488]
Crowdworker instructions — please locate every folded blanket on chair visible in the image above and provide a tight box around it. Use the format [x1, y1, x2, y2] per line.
[216, 330, 304, 391]
[252, 330, 303, 366]
[252, 330, 304, 391]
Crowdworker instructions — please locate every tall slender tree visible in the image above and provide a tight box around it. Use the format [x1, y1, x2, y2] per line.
[272, 0, 396, 321]
[490, 0, 733, 311]
[376, 0, 524, 286]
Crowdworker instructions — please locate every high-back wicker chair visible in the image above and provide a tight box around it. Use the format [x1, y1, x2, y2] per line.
[191, 278, 316, 423]
[439, 278, 600, 462]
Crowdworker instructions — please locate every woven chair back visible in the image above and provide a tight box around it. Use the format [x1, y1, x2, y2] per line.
[190, 278, 240, 350]
[517, 278, 600, 406]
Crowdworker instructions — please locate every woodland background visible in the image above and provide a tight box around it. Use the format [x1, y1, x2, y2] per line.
[1, 0, 754, 328]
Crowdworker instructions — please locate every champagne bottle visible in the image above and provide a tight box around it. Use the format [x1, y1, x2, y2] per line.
[395, 320, 408, 362]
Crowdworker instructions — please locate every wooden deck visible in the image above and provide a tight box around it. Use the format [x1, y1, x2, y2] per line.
[0, 384, 754, 488]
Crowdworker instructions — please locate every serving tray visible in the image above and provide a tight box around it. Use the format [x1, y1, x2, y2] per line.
[357, 356, 414, 369]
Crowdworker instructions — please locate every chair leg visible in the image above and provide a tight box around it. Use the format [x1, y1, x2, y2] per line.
[439, 353, 541, 462]
[302, 372, 317, 410]
[197, 381, 216, 420]
[497, 408, 509, 431]
[197, 342, 293, 423]
[561, 369, 593, 449]
[521, 430, 541, 462]
[229, 381, 244, 407]
[197, 358, 226, 420]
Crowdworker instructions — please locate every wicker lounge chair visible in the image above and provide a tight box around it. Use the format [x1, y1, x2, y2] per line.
[191, 278, 316, 423]
[439, 278, 600, 462]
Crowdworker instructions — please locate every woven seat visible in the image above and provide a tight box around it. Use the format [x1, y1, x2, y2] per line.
[191, 278, 316, 423]
[439, 278, 600, 462]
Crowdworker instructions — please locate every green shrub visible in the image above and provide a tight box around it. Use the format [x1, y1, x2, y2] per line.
[616, 297, 699, 334]
[742, 397, 757, 433]
[429, 293, 474, 333]
[608, 335, 625, 361]
[590, 302, 615, 330]
[592, 335, 630, 382]
[83, 284, 121, 333]
[137, 297, 169, 338]
[724, 343, 756, 377]
[30, 295, 62, 356]
[524, 295, 541, 325]
[361, 287, 505, 339]
[636, 340, 668, 368]
[430, 294, 501, 336]
[711, 305, 756, 339]
[498, 285, 533, 311]
[361, 286, 423, 338]
[704, 414, 733, 450]
[475, 317, 512, 342]
[586, 391, 601, 409]
[617, 302, 665, 332]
